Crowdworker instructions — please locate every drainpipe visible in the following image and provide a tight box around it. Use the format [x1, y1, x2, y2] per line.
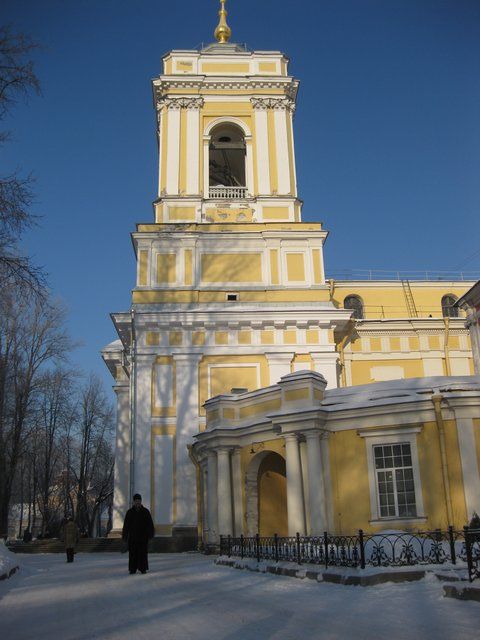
[129, 308, 137, 504]
[337, 321, 355, 387]
[432, 393, 454, 526]
[188, 444, 203, 547]
[443, 317, 451, 376]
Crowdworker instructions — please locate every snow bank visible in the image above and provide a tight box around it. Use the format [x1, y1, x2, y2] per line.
[0, 540, 19, 578]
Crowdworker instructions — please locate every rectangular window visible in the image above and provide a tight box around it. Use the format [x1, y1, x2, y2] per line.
[374, 443, 417, 518]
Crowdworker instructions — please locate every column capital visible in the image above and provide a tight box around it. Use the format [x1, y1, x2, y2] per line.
[266, 352, 295, 365]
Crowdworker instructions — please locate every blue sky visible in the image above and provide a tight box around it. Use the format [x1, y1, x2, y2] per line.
[3, 0, 480, 392]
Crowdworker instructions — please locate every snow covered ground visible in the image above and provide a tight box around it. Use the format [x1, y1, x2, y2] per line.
[0, 552, 478, 640]
[0, 540, 18, 577]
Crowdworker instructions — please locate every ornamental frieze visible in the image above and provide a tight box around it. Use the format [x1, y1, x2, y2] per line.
[250, 97, 296, 112]
[156, 96, 205, 111]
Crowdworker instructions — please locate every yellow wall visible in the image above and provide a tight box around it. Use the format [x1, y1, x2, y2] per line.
[350, 358, 426, 384]
[198, 355, 269, 413]
[156, 254, 177, 284]
[200, 253, 262, 283]
[329, 430, 371, 534]
[333, 284, 471, 319]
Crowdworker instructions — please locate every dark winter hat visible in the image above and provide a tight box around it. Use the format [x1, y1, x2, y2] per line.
[133, 493, 142, 501]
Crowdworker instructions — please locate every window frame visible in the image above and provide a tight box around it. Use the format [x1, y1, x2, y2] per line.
[359, 427, 427, 525]
[344, 295, 364, 320]
[373, 442, 417, 518]
[442, 294, 459, 318]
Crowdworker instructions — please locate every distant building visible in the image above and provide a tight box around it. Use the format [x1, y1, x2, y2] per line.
[103, 3, 479, 546]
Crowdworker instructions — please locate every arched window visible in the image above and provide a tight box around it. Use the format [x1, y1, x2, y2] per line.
[209, 124, 246, 198]
[344, 295, 364, 319]
[441, 294, 458, 318]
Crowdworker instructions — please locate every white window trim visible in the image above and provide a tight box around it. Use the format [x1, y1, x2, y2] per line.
[358, 426, 426, 524]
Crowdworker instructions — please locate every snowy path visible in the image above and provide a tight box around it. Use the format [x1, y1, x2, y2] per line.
[0, 553, 478, 640]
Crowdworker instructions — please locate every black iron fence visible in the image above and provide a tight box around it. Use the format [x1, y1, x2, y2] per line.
[219, 527, 480, 582]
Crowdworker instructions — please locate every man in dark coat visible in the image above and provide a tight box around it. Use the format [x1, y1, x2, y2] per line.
[122, 494, 154, 574]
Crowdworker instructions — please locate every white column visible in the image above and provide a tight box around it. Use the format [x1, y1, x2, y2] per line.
[287, 110, 298, 197]
[157, 107, 164, 198]
[456, 416, 480, 518]
[274, 109, 290, 194]
[174, 353, 202, 526]
[217, 448, 233, 536]
[203, 136, 210, 199]
[186, 108, 200, 195]
[207, 451, 218, 544]
[467, 315, 480, 375]
[112, 382, 130, 531]
[232, 448, 244, 536]
[253, 108, 270, 195]
[311, 352, 339, 389]
[166, 106, 181, 195]
[133, 354, 155, 510]
[245, 137, 254, 197]
[305, 432, 327, 534]
[266, 352, 294, 384]
[284, 433, 305, 535]
[299, 441, 310, 534]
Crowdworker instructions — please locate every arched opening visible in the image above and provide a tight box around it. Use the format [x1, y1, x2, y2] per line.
[258, 452, 288, 536]
[441, 294, 459, 318]
[344, 294, 364, 319]
[245, 450, 287, 536]
[209, 123, 246, 198]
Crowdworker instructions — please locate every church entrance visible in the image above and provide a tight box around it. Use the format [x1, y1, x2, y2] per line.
[245, 450, 288, 537]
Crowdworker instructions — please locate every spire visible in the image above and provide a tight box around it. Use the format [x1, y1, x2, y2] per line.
[214, 0, 232, 44]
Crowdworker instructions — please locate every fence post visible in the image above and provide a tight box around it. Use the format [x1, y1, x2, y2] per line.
[256, 533, 260, 564]
[359, 529, 365, 570]
[448, 526, 456, 565]
[464, 526, 473, 583]
[296, 532, 301, 565]
[240, 534, 244, 559]
[274, 533, 279, 563]
[219, 535, 223, 555]
[227, 534, 231, 558]
[324, 531, 329, 569]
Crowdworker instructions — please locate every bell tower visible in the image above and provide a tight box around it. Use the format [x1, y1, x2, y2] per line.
[104, 2, 351, 542]
[153, 0, 300, 224]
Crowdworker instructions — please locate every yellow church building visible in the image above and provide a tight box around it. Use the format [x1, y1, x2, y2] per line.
[103, 2, 480, 548]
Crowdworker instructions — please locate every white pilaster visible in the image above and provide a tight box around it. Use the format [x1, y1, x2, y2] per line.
[173, 353, 202, 525]
[284, 434, 306, 535]
[311, 352, 339, 389]
[133, 354, 155, 510]
[253, 108, 270, 195]
[266, 352, 294, 384]
[305, 432, 327, 534]
[217, 448, 233, 536]
[274, 109, 290, 194]
[207, 451, 218, 544]
[166, 107, 181, 195]
[456, 417, 480, 518]
[186, 108, 200, 195]
[232, 448, 244, 536]
[112, 383, 130, 531]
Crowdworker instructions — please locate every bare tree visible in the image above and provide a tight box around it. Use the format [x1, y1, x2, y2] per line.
[74, 376, 114, 537]
[0, 26, 45, 294]
[35, 368, 77, 535]
[0, 291, 73, 537]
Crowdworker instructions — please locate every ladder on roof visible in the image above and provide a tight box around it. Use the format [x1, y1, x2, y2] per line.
[401, 279, 418, 318]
